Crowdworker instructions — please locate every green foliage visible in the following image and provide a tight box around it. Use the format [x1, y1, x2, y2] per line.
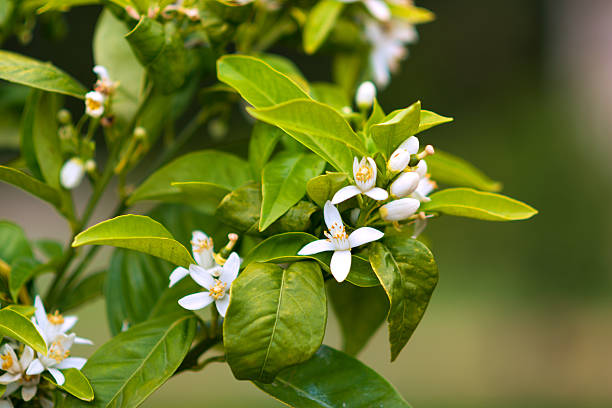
[417, 109, 454, 133]
[0, 165, 61, 207]
[422, 188, 538, 221]
[303, 0, 344, 54]
[426, 149, 502, 192]
[249, 122, 283, 177]
[0, 308, 47, 354]
[43, 369, 94, 401]
[0, 220, 33, 264]
[306, 172, 348, 207]
[224, 261, 327, 382]
[371, 101, 421, 159]
[58, 271, 106, 311]
[9, 257, 39, 301]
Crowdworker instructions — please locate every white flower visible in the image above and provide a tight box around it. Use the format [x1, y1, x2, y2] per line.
[177, 252, 240, 317]
[297, 201, 384, 282]
[412, 173, 437, 203]
[169, 230, 223, 287]
[356, 81, 377, 109]
[0, 398, 13, 408]
[379, 197, 420, 221]
[60, 158, 85, 190]
[32, 296, 93, 346]
[340, 0, 391, 21]
[332, 157, 389, 204]
[388, 136, 419, 172]
[0, 345, 39, 402]
[93, 65, 116, 96]
[26, 333, 86, 386]
[365, 18, 418, 87]
[84, 91, 105, 118]
[390, 171, 420, 197]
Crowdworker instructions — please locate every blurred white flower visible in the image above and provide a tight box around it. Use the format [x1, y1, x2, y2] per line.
[93, 65, 116, 96]
[332, 157, 388, 204]
[356, 81, 377, 109]
[32, 296, 92, 346]
[0, 398, 13, 408]
[26, 334, 86, 386]
[84, 91, 104, 118]
[340, 0, 391, 21]
[60, 158, 85, 190]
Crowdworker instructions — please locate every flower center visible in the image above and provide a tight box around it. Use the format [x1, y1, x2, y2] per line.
[86, 98, 102, 111]
[324, 222, 350, 250]
[355, 164, 373, 184]
[48, 310, 64, 325]
[48, 340, 70, 363]
[209, 280, 227, 300]
[191, 237, 213, 253]
[1, 353, 13, 370]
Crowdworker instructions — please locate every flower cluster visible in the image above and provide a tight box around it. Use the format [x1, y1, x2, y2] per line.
[0, 298, 90, 407]
[85, 65, 116, 119]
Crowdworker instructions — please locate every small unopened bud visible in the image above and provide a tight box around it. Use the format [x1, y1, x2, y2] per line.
[208, 119, 228, 140]
[388, 136, 420, 172]
[390, 171, 420, 198]
[341, 106, 353, 115]
[356, 81, 376, 109]
[218, 233, 239, 259]
[125, 5, 140, 20]
[133, 126, 147, 141]
[415, 160, 428, 178]
[417, 145, 435, 160]
[57, 109, 72, 125]
[60, 158, 85, 190]
[379, 198, 420, 222]
[84, 159, 96, 173]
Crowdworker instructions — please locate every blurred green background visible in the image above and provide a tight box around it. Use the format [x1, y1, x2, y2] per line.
[2, 0, 612, 407]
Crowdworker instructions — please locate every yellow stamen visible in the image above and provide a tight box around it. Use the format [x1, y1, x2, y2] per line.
[355, 164, 373, 183]
[48, 310, 64, 325]
[86, 98, 102, 112]
[208, 280, 227, 300]
[1, 353, 13, 370]
[48, 340, 70, 363]
[191, 237, 213, 253]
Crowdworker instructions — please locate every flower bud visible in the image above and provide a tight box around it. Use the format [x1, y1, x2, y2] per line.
[208, 118, 228, 140]
[84, 159, 96, 173]
[356, 81, 376, 109]
[60, 158, 85, 190]
[388, 136, 419, 172]
[415, 160, 428, 178]
[390, 171, 420, 198]
[57, 109, 72, 125]
[85, 91, 105, 118]
[133, 126, 147, 141]
[379, 198, 420, 221]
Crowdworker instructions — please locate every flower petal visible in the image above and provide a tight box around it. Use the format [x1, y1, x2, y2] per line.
[0, 399, 13, 408]
[215, 296, 230, 317]
[25, 359, 44, 376]
[366, 157, 378, 185]
[74, 336, 94, 345]
[331, 185, 361, 204]
[398, 136, 419, 155]
[34, 296, 48, 334]
[19, 346, 34, 369]
[323, 201, 343, 231]
[297, 239, 334, 255]
[48, 368, 65, 386]
[60, 316, 78, 333]
[189, 264, 215, 290]
[178, 292, 214, 311]
[330, 250, 352, 282]
[364, 0, 391, 21]
[169, 266, 189, 287]
[363, 187, 389, 201]
[0, 373, 21, 385]
[352, 156, 359, 179]
[21, 385, 37, 402]
[55, 357, 87, 370]
[220, 252, 240, 285]
[348, 227, 384, 249]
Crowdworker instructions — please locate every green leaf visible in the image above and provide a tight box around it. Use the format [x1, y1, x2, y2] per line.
[260, 152, 326, 231]
[217, 55, 310, 108]
[371, 101, 421, 159]
[0, 165, 61, 207]
[417, 109, 453, 133]
[390, 4, 435, 24]
[365, 98, 386, 135]
[255, 345, 411, 407]
[43, 368, 93, 401]
[422, 188, 538, 221]
[224, 261, 327, 382]
[426, 149, 501, 192]
[105, 249, 170, 335]
[58, 271, 107, 312]
[125, 17, 186, 93]
[34, 239, 63, 260]
[9, 257, 39, 302]
[328, 283, 388, 355]
[255, 54, 309, 93]
[248, 99, 366, 173]
[369, 239, 437, 361]
[128, 150, 251, 206]
[310, 82, 351, 113]
[72, 215, 194, 267]
[242, 232, 379, 287]
[20, 90, 43, 179]
[169, 182, 231, 214]
[3, 305, 35, 317]
[93, 9, 144, 127]
[0, 308, 47, 355]
[306, 172, 348, 208]
[0, 221, 33, 264]
[249, 122, 282, 177]
[32, 92, 63, 190]
[0, 51, 86, 98]
[62, 314, 196, 408]
[303, 0, 344, 54]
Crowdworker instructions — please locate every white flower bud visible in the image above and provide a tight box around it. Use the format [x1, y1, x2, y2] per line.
[133, 126, 147, 140]
[84, 159, 96, 173]
[85, 91, 105, 118]
[415, 159, 428, 178]
[390, 171, 420, 198]
[397, 136, 419, 153]
[60, 158, 85, 190]
[356, 81, 376, 109]
[387, 136, 419, 172]
[379, 198, 420, 221]
[93, 65, 109, 81]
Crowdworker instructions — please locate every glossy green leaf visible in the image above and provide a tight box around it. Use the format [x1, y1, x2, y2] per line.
[371, 101, 421, 159]
[62, 314, 196, 408]
[0, 308, 47, 354]
[43, 368, 94, 401]
[248, 99, 366, 173]
[32, 92, 63, 190]
[0, 221, 33, 264]
[0, 51, 86, 98]
[249, 122, 283, 177]
[255, 345, 411, 407]
[310, 82, 351, 113]
[306, 172, 348, 208]
[93, 10, 144, 127]
[105, 249, 170, 335]
[422, 188, 538, 221]
[329, 283, 388, 355]
[365, 98, 386, 135]
[417, 109, 453, 133]
[0, 165, 61, 207]
[20, 90, 43, 179]
[261, 152, 326, 230]
[34, 239, 63, 260]
[59, 271, 107, 312]
[9, 257, 39, 302]
[426, 149, 502, 192]
[128, 150, 251, 205]
[390, 4, 435, 24]
[72, 215, 194, 267]
[255, 54, 309, 93]
[3, 305, 35, 317]
[217, 55, 309, 108]
[170, 182, 231, 214]
[242, 232, 379, 287]
[369, 239, 437, 361]
[224, 261, 327, 382]
[303, 0, 344, 54]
